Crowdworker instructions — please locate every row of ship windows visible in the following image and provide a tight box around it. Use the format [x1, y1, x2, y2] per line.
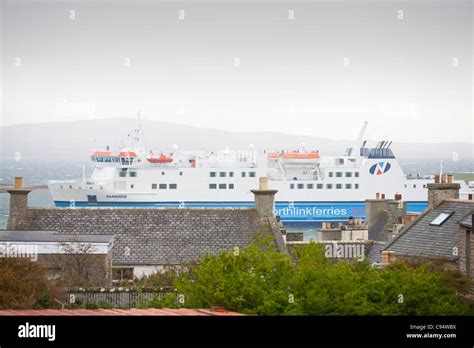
[94, 157, 135, 164]
[151, 183, 236, 189]
[210, 171, 256, 178]
[209, 183, 235, 189]
[327, 171, 359, 178]
[120, 171, 255, 178]
[119, 171, 185, 178]
[118, 171, 359, 179]
[151, 184, 177, 189]
[404, 184, 427, 189]
[119, 171, 137, 177]
[290, 183, 360, 190]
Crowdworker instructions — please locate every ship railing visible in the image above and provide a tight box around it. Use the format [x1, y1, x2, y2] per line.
[406, 175, 433, 180]
[48, 179, 83, 184]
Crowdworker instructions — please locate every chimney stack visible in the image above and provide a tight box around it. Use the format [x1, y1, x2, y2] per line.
[381, 251, 396, 266]
[387, 199, 407, 234]
[7, 176, 31, 229]
[365, 194, 389, 226]
[251, 177, 278, 219]
[427, 177, 460, 209]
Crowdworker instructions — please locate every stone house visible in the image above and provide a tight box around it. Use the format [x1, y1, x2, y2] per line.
[382, 175, 474, 279]
[0, 230, 114, 286]
[3, 177, 287, 280]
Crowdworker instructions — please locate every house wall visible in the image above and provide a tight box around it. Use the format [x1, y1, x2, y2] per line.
[37, 251, 113, 286]
[459, 225, 473, 278]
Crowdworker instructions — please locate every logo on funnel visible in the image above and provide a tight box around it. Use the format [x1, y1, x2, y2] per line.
[369, 162, 391, 175]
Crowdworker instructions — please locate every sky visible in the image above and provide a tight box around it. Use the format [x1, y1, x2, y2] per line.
[0, 0, 473, 143]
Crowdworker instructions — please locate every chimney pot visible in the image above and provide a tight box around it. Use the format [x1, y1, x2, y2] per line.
[259, 177, 269, 190]
[381, 193, 385, 199]
[447, 174, 453, 184]
[15, 176, 23, 189]
[394, 193, 402, 201]
[434, 174, 440, 183]
[376, 193, 380, 199]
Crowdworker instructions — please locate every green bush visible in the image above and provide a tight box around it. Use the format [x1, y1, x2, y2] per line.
[169, 234, 473, 315]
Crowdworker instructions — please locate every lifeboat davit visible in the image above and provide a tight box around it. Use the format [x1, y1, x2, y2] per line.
[146, 153, 173, 164]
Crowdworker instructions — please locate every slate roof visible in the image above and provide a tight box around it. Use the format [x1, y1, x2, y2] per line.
[367, 242, 386, 264]
[0, 230, 114, 244]
[383, 200, 474, 260]
[13, 207, 275, 266]
[460, 213, 473, 228]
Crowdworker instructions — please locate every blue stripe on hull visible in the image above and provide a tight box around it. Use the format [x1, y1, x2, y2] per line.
[54, 200, 428, 222]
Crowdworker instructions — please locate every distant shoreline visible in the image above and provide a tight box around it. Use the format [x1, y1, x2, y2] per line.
[0, 184, 48, 193]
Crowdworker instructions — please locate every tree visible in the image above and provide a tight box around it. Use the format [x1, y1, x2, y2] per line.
[0, 257, 60, 309]
[174, 233, 295, 315]
[52, 241, 111, 287]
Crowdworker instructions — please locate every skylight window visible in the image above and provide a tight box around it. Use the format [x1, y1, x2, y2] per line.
[429, 212, 453, 226]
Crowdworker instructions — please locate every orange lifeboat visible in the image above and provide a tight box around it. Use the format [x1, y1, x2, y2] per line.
[281, 150, 320, 159]
[147, 153, 173, 164]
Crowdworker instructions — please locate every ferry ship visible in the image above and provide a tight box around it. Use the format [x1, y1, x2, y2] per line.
[48, 121, 473, 221]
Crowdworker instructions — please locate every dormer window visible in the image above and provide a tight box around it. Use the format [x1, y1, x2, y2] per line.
[429, 212, 453, 226]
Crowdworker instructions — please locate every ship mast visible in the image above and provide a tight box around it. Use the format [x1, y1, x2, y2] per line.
[345, 121, 368, 156]
[131, 110, 142, 146]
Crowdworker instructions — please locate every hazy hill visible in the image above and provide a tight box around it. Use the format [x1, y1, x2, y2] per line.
[0, 118, 473, 163]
